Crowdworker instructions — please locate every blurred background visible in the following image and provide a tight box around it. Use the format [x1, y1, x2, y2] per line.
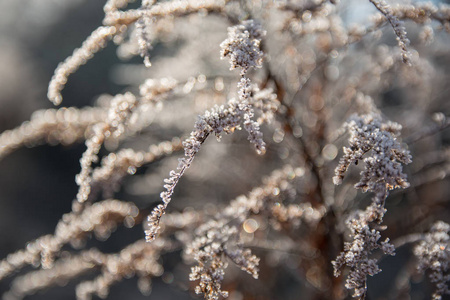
[0, 0, 449, 299]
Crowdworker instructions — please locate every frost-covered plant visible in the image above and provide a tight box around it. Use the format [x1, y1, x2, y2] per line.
[145, 19, 270, 243]
[0, 0, 449, 299]
[332, 112, 412, 298]
[414, 221, 450, 300]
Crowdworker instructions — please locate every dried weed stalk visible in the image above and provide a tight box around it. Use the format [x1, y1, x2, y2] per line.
[1, 0, 450, 299]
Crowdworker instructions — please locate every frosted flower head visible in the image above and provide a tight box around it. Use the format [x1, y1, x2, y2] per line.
[333, 113, 412, 193]
[220, 20, 266, 71]
[414, 221, 450, 300]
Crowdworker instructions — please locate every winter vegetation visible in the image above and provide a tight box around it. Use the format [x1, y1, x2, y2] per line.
[0, 0, 449, 299]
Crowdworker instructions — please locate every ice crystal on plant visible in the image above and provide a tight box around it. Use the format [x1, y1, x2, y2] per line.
[332, 204, 396, 298]
[369, 0, 411, 65]
[237, 76, 266, 154]
[48, 26, 117, 105]
[3, 0, 450, 299]
[0, 200, 138, 277]
[221, 19, 267, 154]
[333, 112, 412, 298]
[187, 221, 259, 300]
[333, 113, 412, 192]
[146, 20, 273, 243]
[146, 90, 276, 242]
[220, 20, 265, 71]
[414, 221, 450, 300]
[136, 0, 155, 67]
